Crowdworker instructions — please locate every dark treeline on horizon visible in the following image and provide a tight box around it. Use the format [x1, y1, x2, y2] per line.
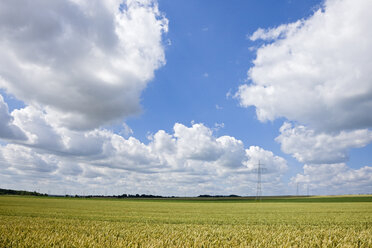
[60, 193, 243, 198]
[198, 194, 240, 198]
[0, 188, 47, 196]
[86, 194, 170, 198]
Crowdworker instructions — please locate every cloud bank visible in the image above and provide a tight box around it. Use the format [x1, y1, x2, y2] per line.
[0, 107, 288, 195]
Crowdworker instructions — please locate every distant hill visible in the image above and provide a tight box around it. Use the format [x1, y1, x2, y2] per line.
[0, 188, 47, 196]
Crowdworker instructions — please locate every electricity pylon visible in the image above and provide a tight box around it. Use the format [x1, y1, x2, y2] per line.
[255, 160, 266, 201]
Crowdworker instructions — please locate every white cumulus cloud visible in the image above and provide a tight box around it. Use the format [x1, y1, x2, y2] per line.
[0, 0, 168, 130]
[237, 0, 372, 132]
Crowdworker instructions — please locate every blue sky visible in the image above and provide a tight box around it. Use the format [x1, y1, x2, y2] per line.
[0, 0, 371, 196]
[133, 0, 321, 139]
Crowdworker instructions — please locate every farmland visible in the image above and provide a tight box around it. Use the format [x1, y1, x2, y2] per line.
[0, 195, 371, 247]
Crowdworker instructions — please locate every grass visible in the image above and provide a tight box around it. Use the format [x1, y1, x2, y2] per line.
[0, 195, 371, 247]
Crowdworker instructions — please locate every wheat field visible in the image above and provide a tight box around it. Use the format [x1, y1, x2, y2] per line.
[0, 195, 371, 247]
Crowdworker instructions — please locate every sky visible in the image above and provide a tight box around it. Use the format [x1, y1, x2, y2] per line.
[0, 0, 371, 196]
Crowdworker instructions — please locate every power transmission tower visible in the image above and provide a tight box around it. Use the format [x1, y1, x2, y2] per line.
[307, 184, 309, 196]
[256, 161, 266, 201]
[296, 182, 299, 196]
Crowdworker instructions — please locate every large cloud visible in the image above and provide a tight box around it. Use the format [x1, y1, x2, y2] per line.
[236, 0, 372, 132]
[0, 114, 288, 195]
[0, 0, 168, 130]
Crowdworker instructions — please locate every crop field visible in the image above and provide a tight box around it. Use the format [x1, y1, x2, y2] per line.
[0, 195, 371, 247]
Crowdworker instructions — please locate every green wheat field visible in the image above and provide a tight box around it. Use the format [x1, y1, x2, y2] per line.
[0, 195, 371, 247]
